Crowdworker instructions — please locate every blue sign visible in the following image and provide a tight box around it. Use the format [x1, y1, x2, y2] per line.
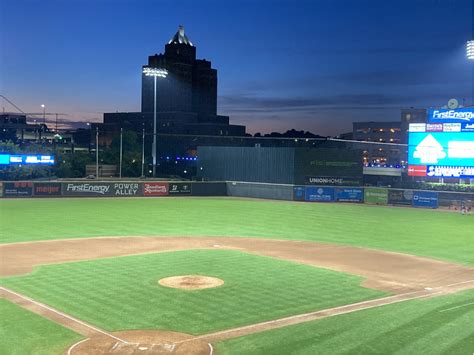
[412, 191, 438, 208]
[428, 108, 474, 123]
[462, 123, 474, 132]
[305, 187, 335, 202]
[426, 166, 474, 178]
[335, 188, 363, 202]
[293, 186, 305, 201]
[0, 154, 55, 165]
[408, 132, 474, 167]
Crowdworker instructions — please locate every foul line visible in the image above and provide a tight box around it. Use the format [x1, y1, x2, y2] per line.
[0, 286, 129, 344]
[180, 279, 474, 343]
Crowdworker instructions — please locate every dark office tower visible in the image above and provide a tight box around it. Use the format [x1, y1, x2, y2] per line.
[141, 25, 217, 118]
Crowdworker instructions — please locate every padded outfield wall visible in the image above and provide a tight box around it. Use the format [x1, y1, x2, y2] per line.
[0, 180, 472, 211]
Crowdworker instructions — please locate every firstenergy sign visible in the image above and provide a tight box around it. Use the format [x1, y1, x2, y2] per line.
[428, 108, 474, 123]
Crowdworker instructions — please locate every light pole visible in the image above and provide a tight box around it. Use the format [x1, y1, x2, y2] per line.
[119, 127, 123, 179]
[142, 67, 168, 177]
[41, 104, 45, 124]
[95, 126, 99, 179]
[141, 124, 145, 178]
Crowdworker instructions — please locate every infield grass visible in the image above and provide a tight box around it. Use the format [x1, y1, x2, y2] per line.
[0, 249, 385, 334]
[0, 298, 82, 355]
[216, 288, 474, 355]
[1, 197, 473, 265]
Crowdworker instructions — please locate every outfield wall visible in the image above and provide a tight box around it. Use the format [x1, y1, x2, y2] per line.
[0, 180, 472, 210]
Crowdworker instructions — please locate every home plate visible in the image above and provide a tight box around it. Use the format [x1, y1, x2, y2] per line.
[138, 346, 149, 351]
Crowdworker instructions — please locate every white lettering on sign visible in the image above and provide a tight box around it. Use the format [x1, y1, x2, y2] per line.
[67, 184, 110, 194]
[443, 123, 461, 132]
[432, 110, 474, 121]
[448, 141, 474, 158]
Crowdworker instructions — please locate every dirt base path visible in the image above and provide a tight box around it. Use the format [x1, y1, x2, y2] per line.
[2, 236, 474, 354]
[1, 236, 474, 293]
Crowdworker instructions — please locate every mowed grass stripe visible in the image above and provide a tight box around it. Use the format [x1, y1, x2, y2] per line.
[216, 289, 474, 355]
[1, 198, 473, 265]
[0, 298, 82, 355]
[0, 249, 385, 334]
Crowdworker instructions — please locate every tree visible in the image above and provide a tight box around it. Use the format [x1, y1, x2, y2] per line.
[101, 130, 142, 177]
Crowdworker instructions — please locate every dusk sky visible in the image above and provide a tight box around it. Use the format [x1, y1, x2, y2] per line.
[1, 0, 473, 136]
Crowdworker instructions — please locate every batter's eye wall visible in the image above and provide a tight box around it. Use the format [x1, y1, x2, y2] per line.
[197, 146, 363, 185]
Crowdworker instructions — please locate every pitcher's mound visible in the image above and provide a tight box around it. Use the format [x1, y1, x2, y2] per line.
[159, 275, 224, 290]
[67, 330, 212, 354]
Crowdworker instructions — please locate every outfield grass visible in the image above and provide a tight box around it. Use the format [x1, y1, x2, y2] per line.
[1, 197, 473, 265]
[216, 289, 474, 355]
[0, 249, 385, 334]
[0, 298, 82, 355]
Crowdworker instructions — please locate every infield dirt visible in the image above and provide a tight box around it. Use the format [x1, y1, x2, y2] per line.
[2, 236, 474, 355]
[1, 236, 474, 293]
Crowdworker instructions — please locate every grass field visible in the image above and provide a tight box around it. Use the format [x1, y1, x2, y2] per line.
[0, 298, 82, 355]
[0, 249, 385, 334]
[216, 289, 474, 355]
[1, 197, 473, 265]
[1, 196, 473, 355]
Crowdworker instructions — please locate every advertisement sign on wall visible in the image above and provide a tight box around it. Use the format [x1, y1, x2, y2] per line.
[335, 188, 363, 202]
[62, 183, 114, 196]
[364, 188, 388, 205]
[143, 182, 169, 196]
[34, 183, 62, 196]
[305, 176, 361, 186]
[388, 189, 413, 205]
[412, 191, 438, 208]
[168, 183, 192, 195]
[112, 183, 142, 196]
[305, 187, 335, 202]
[293, 186, 306, 201]
[4, 182, 33, 197]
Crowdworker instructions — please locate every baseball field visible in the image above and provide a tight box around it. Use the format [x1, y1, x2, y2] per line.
[0, 197, 473, 355]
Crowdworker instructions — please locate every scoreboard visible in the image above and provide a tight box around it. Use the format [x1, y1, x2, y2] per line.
[408, 109, 474, 178]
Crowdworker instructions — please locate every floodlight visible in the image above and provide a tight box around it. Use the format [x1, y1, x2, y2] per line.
[467, 40, 474, 60]
[142, 67, 168, 77]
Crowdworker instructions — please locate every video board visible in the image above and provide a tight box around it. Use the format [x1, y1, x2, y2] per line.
[408, 112, 474, 178]
[0, 154, 55, 165]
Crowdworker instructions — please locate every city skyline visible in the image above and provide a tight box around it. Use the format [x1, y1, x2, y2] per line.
[1, 0, 473, 136]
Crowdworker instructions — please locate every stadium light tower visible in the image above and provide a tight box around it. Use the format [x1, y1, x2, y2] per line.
[142, 67, 168, 177]
[467, 40, 474, 60]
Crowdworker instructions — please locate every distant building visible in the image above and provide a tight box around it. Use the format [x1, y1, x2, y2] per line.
[96, 26, 245, 155]
[0, 113, 72, 144]
[352, 121, 402, 165]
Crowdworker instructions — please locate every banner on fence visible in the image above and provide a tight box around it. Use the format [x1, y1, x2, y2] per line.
[112, 183, 142, 196]
[62, 183, 114, 196]
[364, 188, 388, 205]
[34, 183, 62, 196]
[293, 186, 306, 201]
[143, 182, 169, 196]
[3, 182, 33, 197]
[335, 188, 363, 202]
[413, 191, 438, 208]
[305, 186, 335, 202]
[388, 189, 413, 205]
[168, 182, 192, 195]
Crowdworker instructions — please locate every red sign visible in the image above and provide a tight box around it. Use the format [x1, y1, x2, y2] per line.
[143, 182, 169, 196]
[408, 165, 427, 177]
